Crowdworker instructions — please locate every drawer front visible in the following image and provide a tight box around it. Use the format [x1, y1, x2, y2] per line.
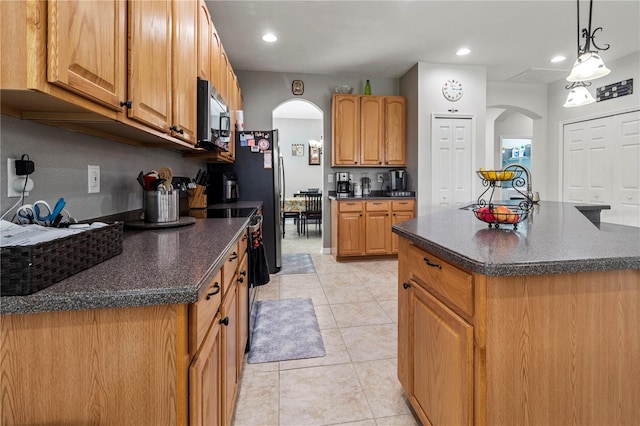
[339, 201, 363, 212]
[190, 269, 222, 353]
[365, 200, 390, 212]
[392, 200, 415, 211]
[222, 242, 240, 297]
[407, 244, 474, 317]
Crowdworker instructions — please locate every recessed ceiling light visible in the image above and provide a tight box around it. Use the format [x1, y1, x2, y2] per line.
[456, 48, 471, 56]
[551, 55, 567, 63]
[262, 33, 277, 43]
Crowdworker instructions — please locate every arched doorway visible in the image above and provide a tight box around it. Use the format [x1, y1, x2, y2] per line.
[273, 100, 324, 250]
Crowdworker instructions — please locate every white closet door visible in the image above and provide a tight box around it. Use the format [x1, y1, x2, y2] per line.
[432, 117, 473, 209]
[613, 111, 640, 227]
[563, 117, 613, 206]
[563, 110, 640, 227]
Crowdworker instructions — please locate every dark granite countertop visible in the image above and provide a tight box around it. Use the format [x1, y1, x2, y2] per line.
[1, 205, 261, 315]
[392, 201, 640, 276]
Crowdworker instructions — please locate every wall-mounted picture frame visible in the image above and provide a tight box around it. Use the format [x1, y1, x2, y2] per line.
[308, 143, 321, 165]
[292, 144, 304, 156]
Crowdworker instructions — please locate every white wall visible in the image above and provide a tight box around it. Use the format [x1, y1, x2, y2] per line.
[546, 51, 640, 200]
[273, 117, 323, 197]
[408, 62, 487, 215]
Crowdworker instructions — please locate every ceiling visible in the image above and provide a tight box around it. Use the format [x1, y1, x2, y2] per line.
[206, 0, 640, 84]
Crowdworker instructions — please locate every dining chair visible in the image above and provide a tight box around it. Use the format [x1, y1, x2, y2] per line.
[300, 193, 322, 238]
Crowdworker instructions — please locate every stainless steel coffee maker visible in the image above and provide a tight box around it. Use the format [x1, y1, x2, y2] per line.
[389, 169, 407, 191]
[335, 172, 350, 198]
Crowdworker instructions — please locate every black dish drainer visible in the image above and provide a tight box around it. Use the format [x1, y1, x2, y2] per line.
[471, 164, 533, 229]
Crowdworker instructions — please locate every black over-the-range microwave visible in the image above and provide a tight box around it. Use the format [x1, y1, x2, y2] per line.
[196, 78, 231, 151]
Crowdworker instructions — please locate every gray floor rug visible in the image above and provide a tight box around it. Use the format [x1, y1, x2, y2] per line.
[248, 298, 326, 364]
[278, 253, 316, 275]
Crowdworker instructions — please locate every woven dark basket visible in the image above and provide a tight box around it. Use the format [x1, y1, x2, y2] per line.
[1, 222, 124, 296]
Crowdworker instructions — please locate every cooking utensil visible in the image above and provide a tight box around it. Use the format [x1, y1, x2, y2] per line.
[150, 178, 166, 190]
[137, 171, 145, 188]
[158, 166, 173, 189]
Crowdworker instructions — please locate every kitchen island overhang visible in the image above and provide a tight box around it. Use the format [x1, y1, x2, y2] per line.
[392, 201, 639, 276]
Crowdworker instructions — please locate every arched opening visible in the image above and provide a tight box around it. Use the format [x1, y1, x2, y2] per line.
[272, 99, 324, 246]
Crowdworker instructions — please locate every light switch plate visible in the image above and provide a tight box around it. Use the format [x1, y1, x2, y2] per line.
[88, 165, 100, 193]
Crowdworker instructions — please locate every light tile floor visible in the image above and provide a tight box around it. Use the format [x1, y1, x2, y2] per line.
[232, 222, 420, 426]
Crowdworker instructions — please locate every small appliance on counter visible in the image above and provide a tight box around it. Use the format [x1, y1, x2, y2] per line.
[209, 171, 240, 203]
[335, 172, 351, 198]
[389, 169, 407, 191]
[361, 173, 371, 196]
[385, 169, 415, 197]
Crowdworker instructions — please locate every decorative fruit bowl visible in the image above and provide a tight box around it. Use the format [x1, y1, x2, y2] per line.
[476, 169, 517, 181]
[472, 203, 529, 229]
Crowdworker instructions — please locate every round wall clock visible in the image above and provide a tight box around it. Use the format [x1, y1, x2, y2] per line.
[442, 79, 463, 101]
[292, 80, 304, 95]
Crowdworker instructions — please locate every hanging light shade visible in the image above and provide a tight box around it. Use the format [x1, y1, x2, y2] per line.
[564, 83, 596, 107]
[566, 51, 611, 81]
[565, 0, 611, 83]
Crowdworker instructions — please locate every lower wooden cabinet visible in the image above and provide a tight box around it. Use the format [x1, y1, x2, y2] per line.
[331, 199, 414, 258]
[401, 279, 473, 426]
[189, 313, 222, 426]
[220, 283, 238, 426]
[397, 237, 640, 425]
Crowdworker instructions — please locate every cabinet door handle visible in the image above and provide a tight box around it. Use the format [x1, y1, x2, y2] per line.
[423, 257, 442, 269]
[170, 125, 184, 135]
[386, 213, 389, 216]
[220, 316, 230, 326]
[206, 283, 221, 299]
[240, 270, 247, 276]
[403, 282, 411, 289]
[229, 252, 238, 261]
[120, 99, 132, 108]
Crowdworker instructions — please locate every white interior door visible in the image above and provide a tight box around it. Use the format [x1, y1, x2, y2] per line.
[431, 117, 473, 209]
[563, 110, 640, 227]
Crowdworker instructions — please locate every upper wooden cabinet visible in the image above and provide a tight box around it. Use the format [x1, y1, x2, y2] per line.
[385, 97, 407, 166]
[332, 94, 407, 167]
[332, 94, 360, 166]
[1, 0, 240, 152]
[47, 0, 127, 111]
[197, 0, 212, 81]
[127, 0, 172, 133]
[170, 0, 198, 143]
[360, 96, 385, 165]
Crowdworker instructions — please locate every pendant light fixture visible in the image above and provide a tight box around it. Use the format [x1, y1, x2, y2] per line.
[566, 0, 611, 82]
[564, 0, 609, 107]
[564, 82, 596, 107]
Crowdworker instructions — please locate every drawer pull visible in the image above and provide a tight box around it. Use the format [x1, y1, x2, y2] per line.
[240, 270, 247, 276]
[423, 257, 442, 269]
[229, 252, 238, 261]
[220, 317, 229, 326]
[206, 283, 221, 299]
[238, 277, 244, 283]
[403, 282, 411, 289]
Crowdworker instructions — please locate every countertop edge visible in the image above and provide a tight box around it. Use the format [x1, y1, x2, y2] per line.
[1, 206, 259, 315]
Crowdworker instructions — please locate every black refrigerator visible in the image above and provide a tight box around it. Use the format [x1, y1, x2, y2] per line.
[209, 130, 282, 273]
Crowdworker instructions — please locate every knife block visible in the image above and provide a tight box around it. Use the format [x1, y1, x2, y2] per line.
[187, 185, 207, 209]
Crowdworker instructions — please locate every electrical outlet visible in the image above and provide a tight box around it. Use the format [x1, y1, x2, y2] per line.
[377, 174, 384, 183]
[88, 165, 100, 193]
[7, 158, 32, 198]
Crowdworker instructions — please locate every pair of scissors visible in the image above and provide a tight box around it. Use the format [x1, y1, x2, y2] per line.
[16, 198, 66, 226]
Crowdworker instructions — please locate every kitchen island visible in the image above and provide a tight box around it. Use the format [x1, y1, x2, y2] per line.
[1, 205, 260, 425]
[392, 201, 640, 426]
